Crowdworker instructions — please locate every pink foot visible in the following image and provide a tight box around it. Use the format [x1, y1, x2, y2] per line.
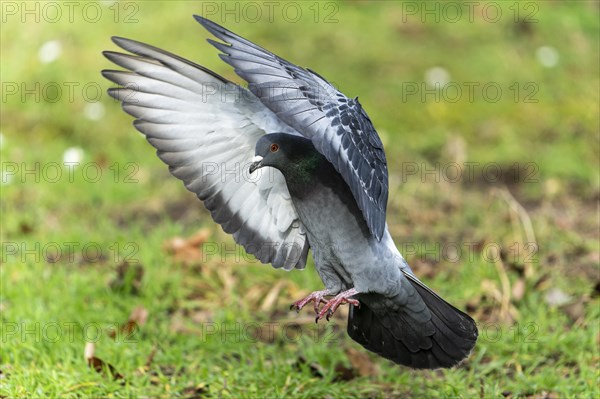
[290, 289, 331, 314]
[316, 288, 360, 322]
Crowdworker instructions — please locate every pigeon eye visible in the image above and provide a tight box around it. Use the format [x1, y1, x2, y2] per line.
[270, 143, 279, 152]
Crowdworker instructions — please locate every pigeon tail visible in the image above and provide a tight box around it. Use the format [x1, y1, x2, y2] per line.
[347, 273, 478, 369]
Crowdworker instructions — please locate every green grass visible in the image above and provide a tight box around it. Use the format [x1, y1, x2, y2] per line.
[1, 1, 599, 398]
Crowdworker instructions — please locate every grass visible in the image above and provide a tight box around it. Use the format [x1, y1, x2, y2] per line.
[1, 1, 599, 398]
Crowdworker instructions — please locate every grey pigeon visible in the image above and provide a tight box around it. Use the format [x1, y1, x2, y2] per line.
[102, 16, 477, 369]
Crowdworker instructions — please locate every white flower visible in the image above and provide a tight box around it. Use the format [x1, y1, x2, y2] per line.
[425, 66, 450, 88]
[63, 147, 85, 165]
[38, 40, 62, 64]
[536, 46, 559, 68]
[84, 103, 105, 121]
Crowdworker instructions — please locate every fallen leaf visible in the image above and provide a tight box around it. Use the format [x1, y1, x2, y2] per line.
[332, 362, 358, 382]
[84, 342, 124, 381]
[19, 222, 34, 235]
[511, 279, 526, 302]
[130, 305, 149, 326]
[123, 306, 149, 336]
[108, 305, 149, 339]
[163, 228, 211, 265]
[181, 383, 210, 399]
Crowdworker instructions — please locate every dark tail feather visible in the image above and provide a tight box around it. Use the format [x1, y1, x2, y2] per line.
[347, 273, 478, 369]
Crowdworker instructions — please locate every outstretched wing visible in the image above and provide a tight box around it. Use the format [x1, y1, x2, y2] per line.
[102, 37, 309, 270]
[194, 16, 389, 241]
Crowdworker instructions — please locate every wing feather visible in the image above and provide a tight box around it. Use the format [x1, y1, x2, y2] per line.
[194, 16, 389, 240]
[103, 37, 309, 270]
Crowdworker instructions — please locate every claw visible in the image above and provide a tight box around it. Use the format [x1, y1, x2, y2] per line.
[315, 288, 360, 323]
[291, 289, 331, 314]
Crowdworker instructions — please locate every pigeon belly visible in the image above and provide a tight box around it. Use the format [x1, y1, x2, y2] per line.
[288, 173, 408, 297]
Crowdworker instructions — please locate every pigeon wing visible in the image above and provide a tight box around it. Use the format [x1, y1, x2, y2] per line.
[102, 37, 309, 270]
[195, 16, 389, 241]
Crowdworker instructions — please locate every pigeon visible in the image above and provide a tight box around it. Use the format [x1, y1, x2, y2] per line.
[102, 16, 478, 369]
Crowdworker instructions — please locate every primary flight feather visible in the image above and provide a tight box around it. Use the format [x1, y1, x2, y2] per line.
[103, 15, 477, 368]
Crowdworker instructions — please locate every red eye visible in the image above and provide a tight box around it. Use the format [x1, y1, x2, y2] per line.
[270, 143, 279, 152]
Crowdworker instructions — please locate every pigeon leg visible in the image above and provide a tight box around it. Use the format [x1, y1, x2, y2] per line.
[290, 289, 332, 314]
[316, 288, 360, 322]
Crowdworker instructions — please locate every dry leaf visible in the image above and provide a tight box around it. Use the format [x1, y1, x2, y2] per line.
[163, 228, 211, 265]
[511, 279, 526, 302]
[108, 305, 148, 339]
[332, 362, 358, 382]
[181, 383, 210, 398]
[84, 342, 124, 381]
[129, 305, 149, 326]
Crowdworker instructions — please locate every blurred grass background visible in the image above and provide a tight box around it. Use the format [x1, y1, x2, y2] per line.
[1, 1, 599, 398]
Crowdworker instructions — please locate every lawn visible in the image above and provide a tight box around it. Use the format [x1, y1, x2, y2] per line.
[1, 1, 599, 398]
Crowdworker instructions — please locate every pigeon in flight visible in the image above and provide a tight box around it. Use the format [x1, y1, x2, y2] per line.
[103, 16, 477, 369]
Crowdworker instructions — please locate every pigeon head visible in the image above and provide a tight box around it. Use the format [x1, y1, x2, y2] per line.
[250, 133, 325, 184]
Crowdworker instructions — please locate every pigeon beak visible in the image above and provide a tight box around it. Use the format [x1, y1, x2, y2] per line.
[249, 155, 263, 174]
